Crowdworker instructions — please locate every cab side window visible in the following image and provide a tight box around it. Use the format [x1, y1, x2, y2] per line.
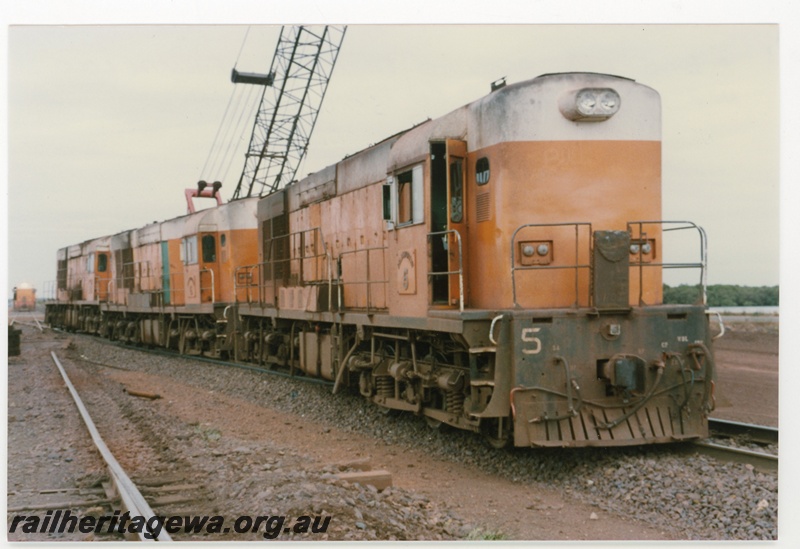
[384, 164, 424, 229]
[202, 235, 216, 263]
[181, 236, 198, 265]
[397, 171, 413, 225]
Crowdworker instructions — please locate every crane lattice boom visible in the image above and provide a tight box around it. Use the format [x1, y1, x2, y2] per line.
[231, 25, 346, 200]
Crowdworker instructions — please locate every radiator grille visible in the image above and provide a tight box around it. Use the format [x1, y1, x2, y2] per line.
[476, 192, 491, 223]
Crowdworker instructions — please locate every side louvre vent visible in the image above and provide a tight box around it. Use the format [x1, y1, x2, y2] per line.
[476, 192, 491, 223]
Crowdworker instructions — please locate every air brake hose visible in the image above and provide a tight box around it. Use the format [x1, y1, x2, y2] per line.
[526, 357, 584, 423]
[597, 361, 665, 430]
[332, 333, 362, 395]
[688, 342, 716, 412]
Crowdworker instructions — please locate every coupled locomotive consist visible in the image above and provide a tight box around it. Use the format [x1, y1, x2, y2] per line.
[46, 72, 716, 448]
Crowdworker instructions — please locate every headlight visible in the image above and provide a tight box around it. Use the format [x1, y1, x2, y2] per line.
[560, 88, 621, 121]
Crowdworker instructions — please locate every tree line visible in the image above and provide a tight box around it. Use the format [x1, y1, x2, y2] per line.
[662, 284, 779, 307]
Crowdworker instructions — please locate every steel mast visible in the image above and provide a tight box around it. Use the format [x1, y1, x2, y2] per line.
[230, 25, 346, 200]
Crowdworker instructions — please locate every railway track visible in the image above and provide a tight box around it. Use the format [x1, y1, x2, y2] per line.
[47, 351, 173, 542]
[690, 418, 778, 473]
[709, 417, 778, 445]
[61, 329, 780, 472]
[9, 310, 44, 331]
[26, 324, 778, 540]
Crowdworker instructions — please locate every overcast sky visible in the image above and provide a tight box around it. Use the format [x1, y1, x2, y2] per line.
[3, 3, 794, 299]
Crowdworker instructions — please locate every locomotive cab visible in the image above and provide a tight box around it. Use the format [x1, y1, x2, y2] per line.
[380, 72, 714, 446]
[454, 73, 713, 446]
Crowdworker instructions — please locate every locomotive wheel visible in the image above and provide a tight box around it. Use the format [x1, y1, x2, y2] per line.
[481, 417, 512, 449]
[424, 415, 447, 431]
[377, 404, 400, 417]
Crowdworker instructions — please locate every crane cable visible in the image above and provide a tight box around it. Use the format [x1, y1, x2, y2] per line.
[199, 26, 255, 183]
[233, 26, 251, 70]
[216, 85, 261, 182]
[206, 84, 254, 181]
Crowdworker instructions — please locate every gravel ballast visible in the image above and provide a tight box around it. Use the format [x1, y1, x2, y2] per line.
[67, 335, 777, 540]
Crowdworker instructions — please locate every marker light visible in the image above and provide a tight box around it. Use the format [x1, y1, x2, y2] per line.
[560, 88, 621, 121]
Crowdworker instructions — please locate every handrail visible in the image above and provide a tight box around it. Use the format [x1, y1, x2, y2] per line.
[234, 227, 333, 310]
[337, 245, 389, 313]
[510, 222, 593, 309]
[52, 260, 221, 308]
[200, 268, 215, 303]
[627, 220, 707, 306]
[42, 280, 58, 302]
[119, 260, 152, 293]
[427, 230, 465, 312]
[233, 263, 260, 304]
[166, 269, 215, 305]
[107, 278, 118, 304]
[93, 276, 113, 303]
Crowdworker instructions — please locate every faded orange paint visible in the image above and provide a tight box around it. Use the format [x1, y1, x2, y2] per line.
[133, 244, 162, 293]
[13, 286, 36, 310]
[216, 228, 258, 303]
[317, 183, 388, 311]
[94, 252, 112, 301]
[167, 239, 185, 306]
[385, 218, 428, 318]
[444, 139, 468, 309]
[466, 140, 662, 310]
[158, 228, 257, 306]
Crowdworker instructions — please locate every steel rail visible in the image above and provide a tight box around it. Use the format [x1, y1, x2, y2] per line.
[691, 440, 777, 473]
[686, 419, 779, 473]
[9, 311, 44, 331]
[31, 313, 44, 332]
[708, 418, 779, 446]
[50, 351, 172, 542]
[10, 319, 40, 330]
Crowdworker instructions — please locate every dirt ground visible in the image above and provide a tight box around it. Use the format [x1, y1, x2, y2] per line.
[101, 365, 681, 541]
[6, 315, 779, 541]
[710, 322, 779, 428]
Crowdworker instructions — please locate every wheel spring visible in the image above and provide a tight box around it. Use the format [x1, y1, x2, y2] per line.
[446, 390, 464, 415]
[376, 376, 394, 397]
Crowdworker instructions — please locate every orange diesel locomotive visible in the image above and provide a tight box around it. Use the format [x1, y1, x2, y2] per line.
[13, 283, 37, 311]
[47, 73, 716, 448]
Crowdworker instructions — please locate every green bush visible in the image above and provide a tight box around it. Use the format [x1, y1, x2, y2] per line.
[663, 284, 779, 307]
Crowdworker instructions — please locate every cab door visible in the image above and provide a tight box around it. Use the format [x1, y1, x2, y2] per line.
[199, 231, 220, 303]
[161, 241, 171, 305]
[446, 140, 468, 308]
[429, 139, 468, 308]
[182, 235, 201, 305]
[95, 250, 111, 301]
